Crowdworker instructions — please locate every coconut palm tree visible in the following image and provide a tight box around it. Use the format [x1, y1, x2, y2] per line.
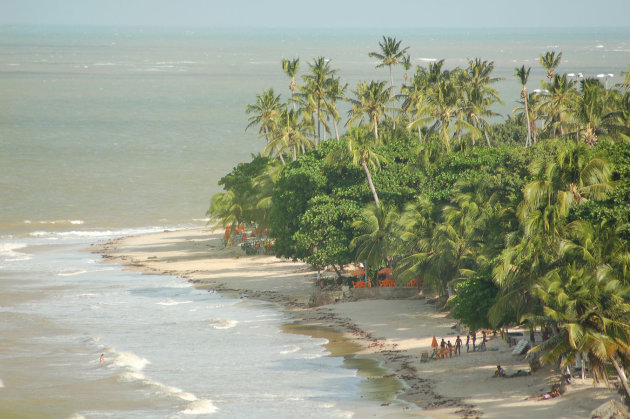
[540, 51, 562, 85]
[530, 263, 630, 398]
[401, 54, 412, 87]
[300, 57, 337, 145]
[351, 203, 399, 284]
[282, 58, 300, 111]
[330, 126, 387, 208]
[573, 79, 613, 146]
[245, 88, 283, 144]
[264, 107, 313, 162]
[515, 65, 533, 147]
[461, 58, 503, 147]
[401, 69, 432, 141]
[539, 73, 576, 138]
[324, 77, 348, 141]
[347, 80, 392, 140]
[369, 36, 410, 89]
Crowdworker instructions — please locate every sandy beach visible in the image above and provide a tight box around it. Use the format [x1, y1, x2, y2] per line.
[94, 227, 623, 418]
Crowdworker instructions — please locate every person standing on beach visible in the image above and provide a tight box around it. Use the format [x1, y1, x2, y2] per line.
[447, 340, 453, 358]
[472, 331, 476, 351]
[465, 335, 470, 352]
[455, 335, 462, 356]
[481, 331, 487, 350]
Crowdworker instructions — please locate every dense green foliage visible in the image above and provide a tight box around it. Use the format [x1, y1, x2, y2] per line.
[450, 268, 499, 331]
[206, 37, 630, 393]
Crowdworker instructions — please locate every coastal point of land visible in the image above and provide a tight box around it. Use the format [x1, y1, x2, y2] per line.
[95, 227, 623, 418]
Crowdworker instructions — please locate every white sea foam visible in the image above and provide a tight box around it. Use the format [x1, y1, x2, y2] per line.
[157, 299, 193, 306]
[209, 318, 238, 329]
[0, 378, 4, 388]
[417, 57, 438, 62]
[181, 399, 218, 415]
[280, 345, 301, 355]
[58, 270, 88, 277]
[112, 351, 150, 372]
[0, 242, 30, 261]
[24, 219, 84, 225]
[596, 44, 605, 49]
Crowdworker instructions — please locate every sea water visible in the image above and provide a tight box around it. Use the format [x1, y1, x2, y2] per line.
[0, 232, 374, 418]
[1, 26, 629, 417]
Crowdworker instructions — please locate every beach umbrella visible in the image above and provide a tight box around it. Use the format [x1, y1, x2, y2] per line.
[350, 268, 366, 277]
[431, 336, 438, 348]
[377, 267, 393, 275]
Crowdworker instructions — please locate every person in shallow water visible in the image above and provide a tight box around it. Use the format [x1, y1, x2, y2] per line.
[100, 354, 105, 364]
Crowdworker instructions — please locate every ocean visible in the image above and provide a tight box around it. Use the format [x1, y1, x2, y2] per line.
[1, 25, 629, 418]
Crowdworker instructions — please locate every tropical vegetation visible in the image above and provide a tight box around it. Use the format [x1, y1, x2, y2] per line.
[208, 39, 630, 396]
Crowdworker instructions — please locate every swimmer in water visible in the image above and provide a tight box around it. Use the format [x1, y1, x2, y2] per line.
[100, 354, 105, 364]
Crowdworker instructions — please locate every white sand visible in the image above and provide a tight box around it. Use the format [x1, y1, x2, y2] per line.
[94, 227, 623, 418]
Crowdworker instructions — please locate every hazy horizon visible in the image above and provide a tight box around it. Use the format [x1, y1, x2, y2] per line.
[2, 0, 630, 29]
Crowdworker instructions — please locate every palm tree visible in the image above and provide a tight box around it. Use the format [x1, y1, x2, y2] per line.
[401, 69, 431, 141]
[515, 65, 533, 147]
[351, 203, 399, 284]
[573, 79, 613, 146]
[539, 73, 576, 138]
[331, 126, 387, 208]
[245, 88, 283, 144]
[264, 107, 313, 162]
[462, 58, 503, 147]
[325, 77, 347, 141]
[427, 71, 463, 152]
[282, 58, 300, 111]
[401, 54, 412, 87]
[347, 80, 392, 140]
[369, 36, 410, 125]
[369, 36, 410, 89]
[540, 51, 562, 85]
[530, 263, 630, 398]
[300, 57, 337, 144]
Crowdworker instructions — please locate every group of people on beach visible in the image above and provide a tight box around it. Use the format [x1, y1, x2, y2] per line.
[437, 330, 489, 358]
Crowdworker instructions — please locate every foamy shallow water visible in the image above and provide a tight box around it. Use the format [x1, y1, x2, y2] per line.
[0, 232, 381, 418]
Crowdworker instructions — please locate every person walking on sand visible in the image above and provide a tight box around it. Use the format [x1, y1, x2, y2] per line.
[447, 340, 453, 358]
[465, 334, 470, 352]
[472, 331, 477, 351]
[455, 335, 462, 356]
[481, 331, 487, 350]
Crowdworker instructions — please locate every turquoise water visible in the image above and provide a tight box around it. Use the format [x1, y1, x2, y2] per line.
[0, 26, 629, 418]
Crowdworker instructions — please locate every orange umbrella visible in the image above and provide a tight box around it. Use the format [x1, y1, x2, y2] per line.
[350, 268, 365, 277]
[431, 336, 438, 348]
[378, 267, 393, 275]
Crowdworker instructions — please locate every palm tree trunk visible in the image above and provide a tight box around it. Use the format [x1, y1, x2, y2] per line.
[610, 356, 630, 399]
[373, 115, 379, 140]
[484, 129, 492, 147]
[389, 64, 396, 130]
[333, 118, 340, 141]
[275, 146, 286, 165]
[417, 125, 422, 142]
[362, 160, 380, 209]
[317, 99, 321, 146]
[524, 95, 532, 147]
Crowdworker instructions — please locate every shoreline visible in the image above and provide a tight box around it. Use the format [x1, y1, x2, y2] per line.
[94, 227, 622, 418]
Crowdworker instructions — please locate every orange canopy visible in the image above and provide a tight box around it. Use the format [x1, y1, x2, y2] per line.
[350, 268, 366, 277]
[431, 336, 438, 348]
[378, 267, 393, 275]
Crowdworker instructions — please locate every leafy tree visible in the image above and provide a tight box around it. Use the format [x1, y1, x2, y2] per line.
[450, 268, 499, 331]
[294, 195, 362, 273]
[369, 36, 409, 90]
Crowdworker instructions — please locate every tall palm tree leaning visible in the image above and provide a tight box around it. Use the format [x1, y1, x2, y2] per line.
[282, 58, 299, 111]
[515, 65, 533, 147]
[369, 36, 409, 126]
[330, 127, 387, 209]
[540, 51, 562, 85]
